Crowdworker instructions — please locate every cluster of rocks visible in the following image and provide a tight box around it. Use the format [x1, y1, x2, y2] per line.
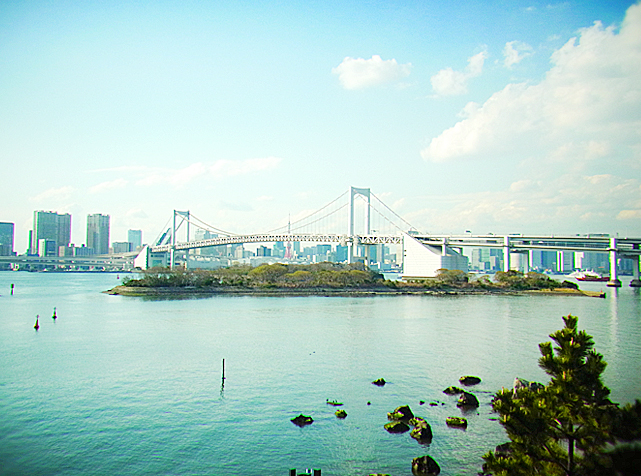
[291, 375, 489, 475]
[443, 376, 481, 409]
[384, 405, 434, 444]
[383, 405, 439, 475]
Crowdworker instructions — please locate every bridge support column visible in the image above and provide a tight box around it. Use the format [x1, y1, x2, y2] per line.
[522, 251, 530, 274]
[348, 187, 371, 265]
[503, 236, 510, 272]
[607, 238, 621, 287]
[631, 254, 641, 287]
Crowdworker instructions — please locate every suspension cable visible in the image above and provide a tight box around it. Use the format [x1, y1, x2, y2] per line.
[371, 192, 418, 232]
[289, 202, 348, 233]
[263, 190, 348, 234]
[188, 213, 239, 236]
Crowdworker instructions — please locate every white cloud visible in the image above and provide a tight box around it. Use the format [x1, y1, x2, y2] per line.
[332, 55, 411, 90]
[30, 186, 75, 202]
[430, 50, 488, 96]
[617, 210, 641, 220]
[410, 173, 641, 234]
[132, 157, 283, 188]
[90, 178, 128, 194]
[422, 3, 641, 162]
[503, 40, 534, 67]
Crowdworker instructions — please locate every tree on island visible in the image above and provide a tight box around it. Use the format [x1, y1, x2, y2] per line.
[483, 315, 641, 476]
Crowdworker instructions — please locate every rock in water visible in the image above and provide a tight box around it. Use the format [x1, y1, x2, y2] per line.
[384, 421, 410, 433]
[513, 377, 544, 393]
[291, 414, 313, 427]
[335, 409, 347, 419]
[443, 386, 464, 395]
[410, 424, 433, 444]
[456, 391, 479, 408]
[446, 416, 468, 428]
[387, 405, 414, 422]
[372, 378, 386, 386]
[459, 375, 481, 386]
[412, 455, 441, 475]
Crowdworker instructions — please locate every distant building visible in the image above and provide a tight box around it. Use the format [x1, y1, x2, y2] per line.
[256, 245, 271, 257]
[38, 239, 58, 257]
[575, 251, 609, 274]
[31, 211, 71, 255]
[194, 229, 219, 256]
[0, 222, 14, 256]
[557, 251, 575, 273]
[128, 229, 142, 250]
[74, 245, 93, 256]
[273, 241, 286, 258]
[112, 242, 132, 253]
[87, 214, 110, 255]
[530, 250, 557, 271]
[335, 245, 348, 262]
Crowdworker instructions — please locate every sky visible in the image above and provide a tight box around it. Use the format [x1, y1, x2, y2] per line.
[1, 0, 640, 253]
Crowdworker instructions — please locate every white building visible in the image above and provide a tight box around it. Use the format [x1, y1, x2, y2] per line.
[402, 234, 469, 278]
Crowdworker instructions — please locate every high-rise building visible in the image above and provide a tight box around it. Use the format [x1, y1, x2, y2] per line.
[31, 211, 71, 255]
[128, 229, 142, 250]
[0, 222, 15, 256]
[87, 214, 110, 255]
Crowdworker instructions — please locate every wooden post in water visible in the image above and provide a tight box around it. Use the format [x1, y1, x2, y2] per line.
[222, 358, 225, 381]
[11, 283, 14, 295]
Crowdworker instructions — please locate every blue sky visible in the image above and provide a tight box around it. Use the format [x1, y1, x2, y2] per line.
[1, 0, 640, 252]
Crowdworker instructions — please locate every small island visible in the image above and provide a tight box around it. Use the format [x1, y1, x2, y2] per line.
[105, 263, 604, 298]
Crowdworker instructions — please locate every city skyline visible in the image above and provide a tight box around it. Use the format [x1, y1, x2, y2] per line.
[1, 1, 640, 253]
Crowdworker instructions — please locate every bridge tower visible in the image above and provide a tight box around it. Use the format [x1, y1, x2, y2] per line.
[348, 187, 371, 264]
[170, 210, 190, 269]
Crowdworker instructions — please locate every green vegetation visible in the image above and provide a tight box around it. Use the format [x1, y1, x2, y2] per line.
[121, 265, 581, 292]
[482, 315, 641, 476]
[406, 269, 577, 291]
[123, 262, 385, 289]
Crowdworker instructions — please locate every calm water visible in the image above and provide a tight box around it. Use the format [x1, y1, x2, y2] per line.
[1, 273, 640, 476]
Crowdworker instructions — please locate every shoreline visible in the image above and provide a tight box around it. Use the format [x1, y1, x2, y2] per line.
[105, 285, 605, 298]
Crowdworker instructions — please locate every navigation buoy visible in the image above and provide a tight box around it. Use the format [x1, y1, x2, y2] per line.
[34, 316, 40, 330]
[52, 307, 57, 320]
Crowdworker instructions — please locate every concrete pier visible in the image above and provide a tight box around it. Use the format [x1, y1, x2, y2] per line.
[607, 238, 622, 287]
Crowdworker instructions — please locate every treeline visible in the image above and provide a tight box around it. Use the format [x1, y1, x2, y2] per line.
[430, 269, 578, 291]
[123, 262, 386, 289]
[123, 264, 577, 291]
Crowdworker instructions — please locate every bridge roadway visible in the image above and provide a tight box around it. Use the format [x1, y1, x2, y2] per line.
[413, 234, 641, 255]
[0, 252, 137, 268]
[149, 232, 641, 256]
[149, 233, 404, 253]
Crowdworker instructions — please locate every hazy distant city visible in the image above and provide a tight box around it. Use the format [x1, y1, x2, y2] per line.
[0, 209, 637, 277]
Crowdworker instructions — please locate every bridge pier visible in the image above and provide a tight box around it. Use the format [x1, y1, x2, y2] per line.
[503, 236, 510, 272]
[607, 238, 622, 287]
[631, 254, 641, 287]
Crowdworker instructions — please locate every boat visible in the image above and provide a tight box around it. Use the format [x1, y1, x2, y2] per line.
[570, 271, 609, 282]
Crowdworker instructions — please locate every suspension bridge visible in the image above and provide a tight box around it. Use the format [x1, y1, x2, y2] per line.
[134, 186, 641, 287]
[141, 187, 411, 267]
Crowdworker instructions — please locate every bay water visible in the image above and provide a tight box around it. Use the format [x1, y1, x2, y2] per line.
[1, 273, 640, 475]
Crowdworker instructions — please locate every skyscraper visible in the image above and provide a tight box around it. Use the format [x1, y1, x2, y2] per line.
[31, 211, 71, 255]
[128, 229, 142, 250]
[0, 222, 14, 256]
[87, 214, 110, 255]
